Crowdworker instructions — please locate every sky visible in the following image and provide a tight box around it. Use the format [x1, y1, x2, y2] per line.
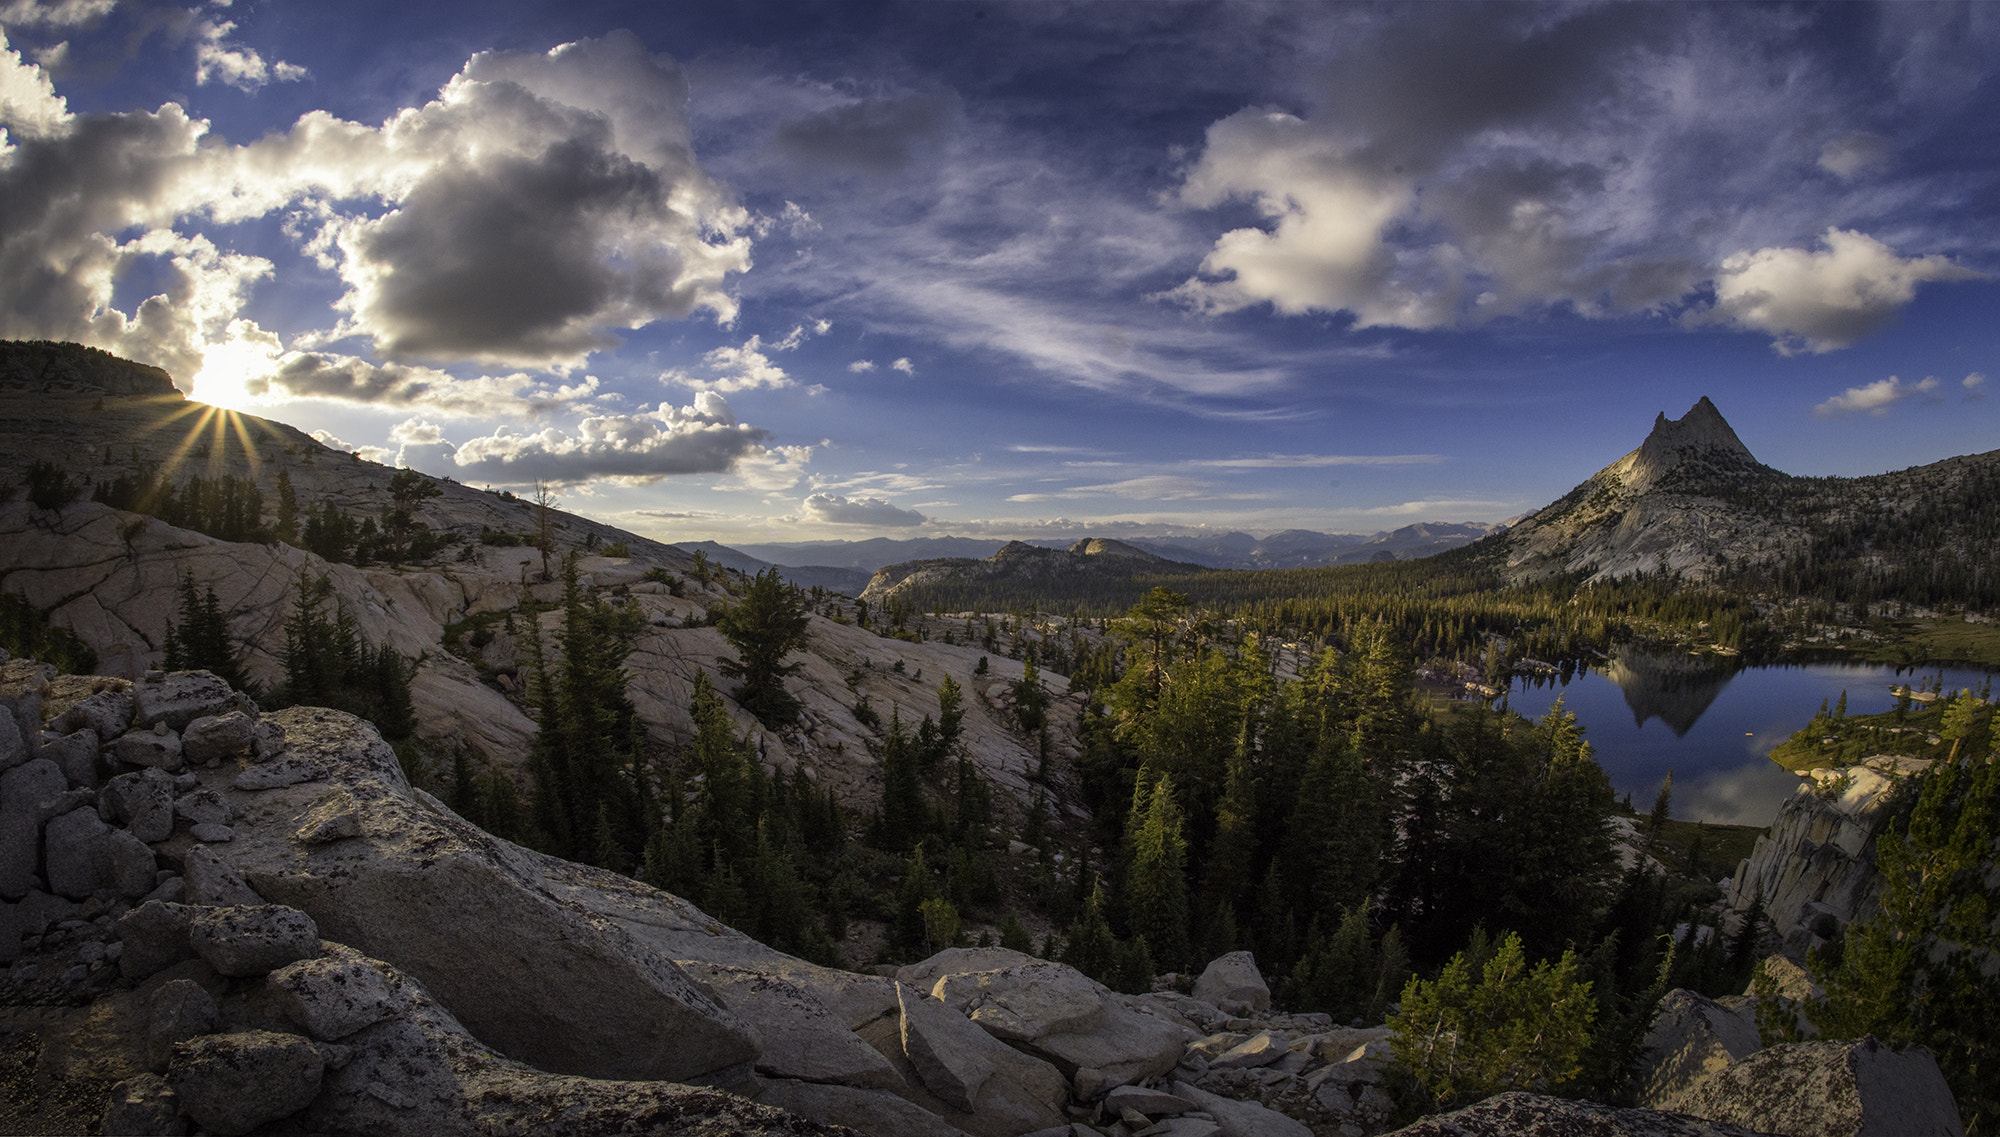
[3, 0, 1997, 547]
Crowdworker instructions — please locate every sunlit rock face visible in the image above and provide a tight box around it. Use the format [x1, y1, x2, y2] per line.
[1601, 646, 1740, 737]
[1495, 397, 1793, 584]
[1721, 755, 1935, 960]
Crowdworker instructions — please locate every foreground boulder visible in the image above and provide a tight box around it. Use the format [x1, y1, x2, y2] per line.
[1668, 1036, 1963, 1137]
[1636, 988, 1762, 1109]
[173, 706, 760, 1085]
[1384, 1091, 1776, 1136]
[1194, 951, 1271, 1016]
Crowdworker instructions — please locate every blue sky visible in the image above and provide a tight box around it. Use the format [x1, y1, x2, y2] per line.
[3, 1, 1995, 545]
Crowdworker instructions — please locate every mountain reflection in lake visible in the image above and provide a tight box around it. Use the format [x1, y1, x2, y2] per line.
[1495, 649, 1994, 828]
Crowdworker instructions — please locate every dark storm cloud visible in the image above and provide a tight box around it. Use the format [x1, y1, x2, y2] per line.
[246, 352, 596, 416]
[0, 29, 750, 381]
[1166, 4, 1991, 347]
[773, 89, 958, 176]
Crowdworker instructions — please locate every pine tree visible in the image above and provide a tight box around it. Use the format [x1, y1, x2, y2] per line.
[716, 568, 811, 726]
[1126, 773, 1191, 971]
[1648, 769, 1674, 833]
[1391, 931, 1597, 1110]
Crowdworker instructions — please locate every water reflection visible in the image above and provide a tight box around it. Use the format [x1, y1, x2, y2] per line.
[1497, 653, 1995, 827]
[1600, 647, 1741, 737]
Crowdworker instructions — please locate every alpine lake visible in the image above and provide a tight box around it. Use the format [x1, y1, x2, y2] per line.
[1491, 649, 1995, 826]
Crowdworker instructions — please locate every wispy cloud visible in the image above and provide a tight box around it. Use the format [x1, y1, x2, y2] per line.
[1812, 375, 1942, 418]
[1191, 453, 1444, 468]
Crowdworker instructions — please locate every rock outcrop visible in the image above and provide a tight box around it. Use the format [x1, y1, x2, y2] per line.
[1383, 1091, 1774, 1136]
[1722, 758, 1929, 959]
[1668, 1036, 1963, 1137]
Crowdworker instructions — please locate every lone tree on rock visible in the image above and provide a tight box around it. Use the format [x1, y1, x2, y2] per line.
[716, 568, 811, 726]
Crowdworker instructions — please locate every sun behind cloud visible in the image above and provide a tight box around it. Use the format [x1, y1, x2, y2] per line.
[188, 332, 280, 411]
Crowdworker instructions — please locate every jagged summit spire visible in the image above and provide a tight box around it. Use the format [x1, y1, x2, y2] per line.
[1644, 397, 1753, 459]
[1625, 396, 1758, 493]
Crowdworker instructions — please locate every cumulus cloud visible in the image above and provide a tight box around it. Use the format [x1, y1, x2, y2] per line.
[448, 391, 771, 484]
[1812, 375, 1942, 418]
[801, 492, 926, 527]
[671, 323, 827, 392]
[847, 359, 876, 372]
[246, 352, 597, 416]
[890, 357, 915, 375]
[192, 13, 304, 91]
[1703, 229, 1984, 354]
[387, 417, 458, 469]
[773, 88, 958, 175]
[1965, 373, 1986, 400]
[0, 29, 752, 385]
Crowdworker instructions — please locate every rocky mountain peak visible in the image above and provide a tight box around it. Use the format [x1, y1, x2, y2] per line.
[1625, 396, 1758, 494]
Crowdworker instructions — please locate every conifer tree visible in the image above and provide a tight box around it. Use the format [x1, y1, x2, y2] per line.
[1126, 773, 1191, 971]
[716, 568, 811, 726]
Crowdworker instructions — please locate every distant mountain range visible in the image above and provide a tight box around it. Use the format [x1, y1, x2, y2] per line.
[685, 522, 1503, 595]
[841, 396, 2000, 613]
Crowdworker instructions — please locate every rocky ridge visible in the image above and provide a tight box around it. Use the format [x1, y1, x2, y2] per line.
[860, 540, 1201, 606]
[0, 352, 1083, 832]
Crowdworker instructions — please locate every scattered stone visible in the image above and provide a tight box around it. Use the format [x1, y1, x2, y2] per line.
[169, 1029, 326, 1136]
[181, 711, 256, 763]
[269, 946, 402, 1041]
[2, 755, 68, 814]
[100, 1073, 188, 1137]
[1384, 1091, 1776, 1136]
[1172, 1080, 1310, 1137]
[148, 977, 221, 1070]
[683, 961, 906, 1091]
[42, 805, 156, 898]
[899, 981, 997, 1111]
[1211, 1032, 1286, 1070]
[39, 727, 99, 788]
[102, 766, 177, 842]
[1106, 1084, 1195, 1118]
[117, 901, 198, 980]
[182, 845, 263, 906]
[134, 671, 243, 733]
[932, 958, 1112, 1041]
[188, 904, 322, 976]
[189, 821, 233, 842]
[1193, 952, 1270, 1016]
[108, 727, 183, 771]
[43, 675, 134, 738]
